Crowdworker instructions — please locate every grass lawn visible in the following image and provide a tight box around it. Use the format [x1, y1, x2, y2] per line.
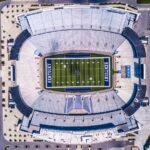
[137, 0, 150, 4]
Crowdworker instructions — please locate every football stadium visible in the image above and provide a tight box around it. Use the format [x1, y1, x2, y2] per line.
[5, 4, 147, 145]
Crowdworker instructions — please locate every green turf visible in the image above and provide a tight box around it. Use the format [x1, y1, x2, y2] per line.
[50, 57, 109, 88]
[44, 53, 112, 92]
[137, 0, 150, 4]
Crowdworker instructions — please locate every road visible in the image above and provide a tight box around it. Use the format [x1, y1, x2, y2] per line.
[0, 0, 11, 150]
[38, 0, 137, 6]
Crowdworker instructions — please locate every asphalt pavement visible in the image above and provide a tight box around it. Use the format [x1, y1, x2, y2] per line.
[38, 0, 137, 6]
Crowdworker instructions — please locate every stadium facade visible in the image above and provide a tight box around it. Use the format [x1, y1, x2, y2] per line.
[8, 4, 147, 144]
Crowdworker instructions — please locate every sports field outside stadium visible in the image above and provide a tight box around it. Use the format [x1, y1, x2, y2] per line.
[44, 54, 112, 91]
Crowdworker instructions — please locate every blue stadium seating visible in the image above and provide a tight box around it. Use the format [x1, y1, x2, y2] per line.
[65, 87, 91, 92]
[134, 62, 144, 79]
[9, 86, 33, 117]
[122, 27, 146, 58]
[40, 123, 115, 132]
[65, 53, 90, 58]
[10, 30, 31, 60]
[122, 84, 146, 116]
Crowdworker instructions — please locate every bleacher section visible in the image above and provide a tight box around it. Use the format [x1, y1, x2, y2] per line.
[65, 53, 90, 58]
[40, 123, 115, 132]
[65, 95, 92, 114]
[29, 29, 125, 54]
[9, 86, 33, 117]
[30, 91, 124, 114]
[122, 84, 146, 116]
[134, 62, 144, 78]
[136, 84, 147, 98]
[91, 91, 125, 113]
[122, 27, 146, 58]
[17, 7, 136, 35]
[10, 29, 31, 60]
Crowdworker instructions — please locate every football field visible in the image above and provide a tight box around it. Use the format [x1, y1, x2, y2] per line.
[45, 55, 110, 89]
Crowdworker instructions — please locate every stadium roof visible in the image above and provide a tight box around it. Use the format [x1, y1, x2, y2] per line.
[21, 109, 138, 133]
[17, 6, 136, 35]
